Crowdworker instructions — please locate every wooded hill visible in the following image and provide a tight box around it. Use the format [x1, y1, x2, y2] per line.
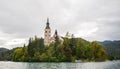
[12, 35, 107, 62]
[1, 37, 119, 62]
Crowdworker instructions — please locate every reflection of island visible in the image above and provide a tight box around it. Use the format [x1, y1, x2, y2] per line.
[1, 61, 120, 69]
[26, 63, 62, 69]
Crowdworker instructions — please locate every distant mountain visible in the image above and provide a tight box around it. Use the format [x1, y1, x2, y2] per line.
[101, 40, 120, 45]
[0, 47, 22, 61]
[0, 48, 9, 53]
[100, 40, 120, 59]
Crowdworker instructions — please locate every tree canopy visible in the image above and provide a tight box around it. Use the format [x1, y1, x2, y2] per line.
[12, 35, 108, 62]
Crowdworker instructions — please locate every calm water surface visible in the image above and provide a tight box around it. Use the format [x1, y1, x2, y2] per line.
[0, 60, 120, 69]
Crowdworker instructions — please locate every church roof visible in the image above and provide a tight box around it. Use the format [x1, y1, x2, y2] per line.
[45, 18, 50, 29]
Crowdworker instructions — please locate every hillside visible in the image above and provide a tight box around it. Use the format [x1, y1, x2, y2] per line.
[0, 47, 22, 61]
[0, 48, 9, 53]
[101, 40, 120, 60]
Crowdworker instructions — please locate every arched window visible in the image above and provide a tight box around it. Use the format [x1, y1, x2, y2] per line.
[45, 35, 47, 37]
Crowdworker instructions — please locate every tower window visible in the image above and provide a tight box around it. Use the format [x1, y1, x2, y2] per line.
[45, 31, 47, 33]
[45, 35, 47, 37]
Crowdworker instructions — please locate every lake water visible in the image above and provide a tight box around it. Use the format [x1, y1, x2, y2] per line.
[0, 60, 120, 69]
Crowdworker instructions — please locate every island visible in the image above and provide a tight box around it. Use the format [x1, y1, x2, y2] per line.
[0, 19, 120, 62]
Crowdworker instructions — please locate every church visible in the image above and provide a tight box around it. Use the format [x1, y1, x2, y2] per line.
[44, 18, 63, 46]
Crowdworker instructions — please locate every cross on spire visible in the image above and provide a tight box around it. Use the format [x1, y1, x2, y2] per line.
[47, 17, 49, 23]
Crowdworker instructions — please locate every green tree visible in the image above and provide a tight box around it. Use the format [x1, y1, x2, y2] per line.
[28, 38, 34, 57]
[13, 48, 23, 61]
[21, 45, 28, 61]
[90, 41, 107, 61]
[38, 38, 45, 54]
[69, 35, 77, 56]
[62, 38, 72, 61]
[76, 38, 86, 59]
[40, 53, 49, 62]
[33, 52, 40, 61]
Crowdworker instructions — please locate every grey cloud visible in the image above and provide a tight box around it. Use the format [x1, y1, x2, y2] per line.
[0, 0, 120, 49]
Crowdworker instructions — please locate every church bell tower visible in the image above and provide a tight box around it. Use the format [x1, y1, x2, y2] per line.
[44, 18, 51, 46]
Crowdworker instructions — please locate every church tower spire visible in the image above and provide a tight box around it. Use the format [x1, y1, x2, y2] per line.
[47, 17, 49, 23]
[44, 18, 51, 46]
[46, 18, 50, 29]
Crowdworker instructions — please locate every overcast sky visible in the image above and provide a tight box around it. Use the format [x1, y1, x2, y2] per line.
[0, 0, 120, 49]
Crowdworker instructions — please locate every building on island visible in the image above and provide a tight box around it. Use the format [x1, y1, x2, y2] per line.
[44, 18, 63, 46]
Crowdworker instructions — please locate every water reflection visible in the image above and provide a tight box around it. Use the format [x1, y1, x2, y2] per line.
[0, 60, 120, 69]
[27, 63, 63, 69]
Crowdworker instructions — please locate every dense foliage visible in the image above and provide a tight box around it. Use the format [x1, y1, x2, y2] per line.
[12, 35, 108, 62]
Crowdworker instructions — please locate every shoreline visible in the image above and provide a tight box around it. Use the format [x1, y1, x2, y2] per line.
[0, 60, 120, 63]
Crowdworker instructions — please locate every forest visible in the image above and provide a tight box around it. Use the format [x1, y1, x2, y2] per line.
[12, 34, 107, 62]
